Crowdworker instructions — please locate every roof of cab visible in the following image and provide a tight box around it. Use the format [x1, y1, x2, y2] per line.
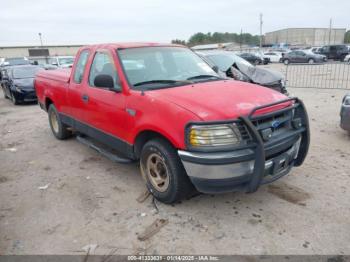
[80, 42, 185, 50]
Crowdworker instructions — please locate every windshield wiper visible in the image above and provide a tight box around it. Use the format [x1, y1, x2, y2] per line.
[134, 79, 192, 87]
[186, 75, 223, 81]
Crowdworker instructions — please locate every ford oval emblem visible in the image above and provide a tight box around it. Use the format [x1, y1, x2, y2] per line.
[271, 120, 281, 129]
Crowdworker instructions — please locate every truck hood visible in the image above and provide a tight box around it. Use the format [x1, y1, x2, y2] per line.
[148, 80, 288, 121]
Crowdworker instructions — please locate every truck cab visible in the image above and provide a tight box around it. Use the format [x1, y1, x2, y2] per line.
[35, 43, 310, 204]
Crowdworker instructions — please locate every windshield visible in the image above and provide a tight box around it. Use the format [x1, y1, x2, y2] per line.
[58, 57, 74, 65]
[12, 67, 41, 79]
[118, 47, 219, 90]
[204, 52, 255, 75]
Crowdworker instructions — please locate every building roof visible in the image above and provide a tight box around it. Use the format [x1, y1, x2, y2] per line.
[266, 27, 347, 34]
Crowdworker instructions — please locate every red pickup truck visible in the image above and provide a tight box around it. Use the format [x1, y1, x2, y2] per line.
[35, 43, 310, 204]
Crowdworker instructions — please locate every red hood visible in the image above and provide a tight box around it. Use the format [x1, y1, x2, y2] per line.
[148, 80, 289, 121]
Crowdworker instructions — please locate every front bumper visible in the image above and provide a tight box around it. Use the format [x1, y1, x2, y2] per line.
[12, 89, 37, 102]
[179, 98, 310, 194]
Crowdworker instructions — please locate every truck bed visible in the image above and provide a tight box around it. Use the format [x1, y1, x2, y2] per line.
[36, 68, 71, 83]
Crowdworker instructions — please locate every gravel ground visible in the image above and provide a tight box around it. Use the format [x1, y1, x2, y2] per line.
[0, 84, 350, 255]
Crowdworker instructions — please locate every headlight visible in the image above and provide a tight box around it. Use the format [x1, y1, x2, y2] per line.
[188, 124, 242, 148]
[14, 85, 22, 92]
[343, 96, 350, 106]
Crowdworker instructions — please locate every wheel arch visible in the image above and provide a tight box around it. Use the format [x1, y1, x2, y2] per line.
[44, 97, 54, 111]
[133, 129, 179, 159]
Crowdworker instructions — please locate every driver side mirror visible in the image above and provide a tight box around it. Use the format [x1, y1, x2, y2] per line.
[94, 74, 121, 92]
[212, 65, 219, 73]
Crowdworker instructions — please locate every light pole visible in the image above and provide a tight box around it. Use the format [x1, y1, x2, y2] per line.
[38, 32, 43, 47]
[259, 13, 263, 50]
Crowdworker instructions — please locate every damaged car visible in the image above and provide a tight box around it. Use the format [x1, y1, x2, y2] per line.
[197, 50, 288, 94]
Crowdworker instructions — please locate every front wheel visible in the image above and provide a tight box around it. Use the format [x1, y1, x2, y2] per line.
[283, 59, 290, 65]
[10, 92, 19, 105]
[140, 138, 195, 204]
[48, 104, 72, 140]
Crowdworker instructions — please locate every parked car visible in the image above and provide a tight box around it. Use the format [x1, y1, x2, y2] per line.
[48, 56, 75, 68]
[340, 94, 350, 133]
[343, 54, 350, 64]
[254, 51, 270, 64]
[303, 46, 322, 54]
[197, 50, 288, 94]
[319, 45, 349, 61]
[238, 53, 264, 65]
[269, 48, 291, 56]
[39, 63, 58, 70]
[35, 43, 310, 204]
[1, 65, 42, 104]
[0, 57, 31, 67]
[263, 51, 283, 63]
[282, 50, 327, 64]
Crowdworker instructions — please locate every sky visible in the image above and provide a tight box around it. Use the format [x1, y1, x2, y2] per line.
[0, 0, 349, 46]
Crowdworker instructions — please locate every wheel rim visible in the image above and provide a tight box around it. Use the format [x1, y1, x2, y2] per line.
[145, 153, 169, 192]
[284, 60, 289, 65]
[50, 110, 59, 134]
[309, 59, 314, 64]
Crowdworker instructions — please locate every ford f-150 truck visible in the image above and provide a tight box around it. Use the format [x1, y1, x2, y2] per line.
[35, 43, 310, 204]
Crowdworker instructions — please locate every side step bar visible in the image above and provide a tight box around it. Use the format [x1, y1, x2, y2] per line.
[76, 135, 132, 164]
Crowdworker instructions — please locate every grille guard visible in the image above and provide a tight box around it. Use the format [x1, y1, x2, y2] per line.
[239, 97, 310, 193]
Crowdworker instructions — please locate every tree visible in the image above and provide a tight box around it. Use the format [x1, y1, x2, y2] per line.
[171, 39, 187, 45]
[186, 32, 260, 47]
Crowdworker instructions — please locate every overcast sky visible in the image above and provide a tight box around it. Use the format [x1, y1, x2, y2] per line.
[0, 0, 349, 46]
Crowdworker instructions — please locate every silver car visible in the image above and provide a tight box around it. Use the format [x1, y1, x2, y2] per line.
[340, 94, 350, 133]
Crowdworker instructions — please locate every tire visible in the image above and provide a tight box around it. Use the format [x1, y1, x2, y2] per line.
[48, 104, 71, 140]
[10, 92, 19, 105]
[254, 59, 260, 65]
[140, 138, 195, 204]
[308, 58, 315, 64]
[283, 59, 290, 65]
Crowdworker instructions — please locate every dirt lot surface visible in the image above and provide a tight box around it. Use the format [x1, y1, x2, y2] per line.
[1, 81, 350, 255]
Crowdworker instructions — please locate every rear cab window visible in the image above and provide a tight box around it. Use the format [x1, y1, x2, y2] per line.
[73, 49, 90, 84]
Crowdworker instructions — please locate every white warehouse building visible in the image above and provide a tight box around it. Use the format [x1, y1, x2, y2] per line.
[264, 28, 346, 46]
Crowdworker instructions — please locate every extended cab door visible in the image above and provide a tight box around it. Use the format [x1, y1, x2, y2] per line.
[66, 49, 91, 121]
[82, 49, 128, 151]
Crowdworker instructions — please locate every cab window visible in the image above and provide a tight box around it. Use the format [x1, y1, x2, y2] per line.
[73, 50, 90, 84]
[88, 51, 119, 88]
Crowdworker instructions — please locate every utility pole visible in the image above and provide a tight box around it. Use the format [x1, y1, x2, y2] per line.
[240, 28, 242, 52]
[259, 13, 263, 50]
[328, 18, 332, 45]
[38, 32, 43, 47]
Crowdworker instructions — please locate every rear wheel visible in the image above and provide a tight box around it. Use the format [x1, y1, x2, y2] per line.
[308, 58, 315, 64]
[283, 59, 290, 65]
[48, 104, 71, 140]
[140, 138, 195, 204]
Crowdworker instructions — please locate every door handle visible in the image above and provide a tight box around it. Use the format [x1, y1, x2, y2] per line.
[82, 94, 89, 103]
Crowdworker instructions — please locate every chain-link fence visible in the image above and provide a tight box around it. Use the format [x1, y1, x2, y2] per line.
[285, 62, 350, 89]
